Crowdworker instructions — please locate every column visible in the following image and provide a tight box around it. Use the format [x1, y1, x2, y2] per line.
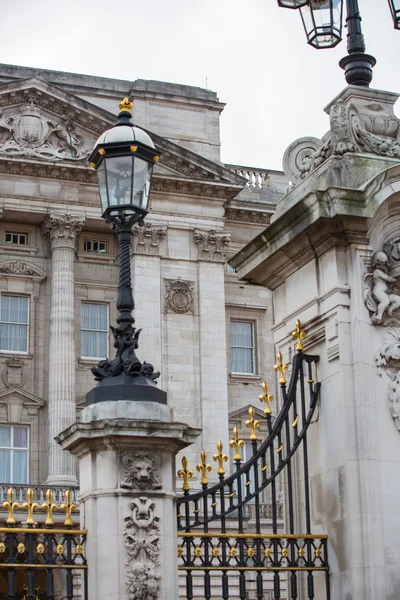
[42, 213, 83, 486]
[56, 400, 200, 600]
[194, 229, 231, 459]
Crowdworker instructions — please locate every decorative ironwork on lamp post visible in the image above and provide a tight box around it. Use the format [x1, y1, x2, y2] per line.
[277, 0, 399, 87]
[87, 98, 166, 405]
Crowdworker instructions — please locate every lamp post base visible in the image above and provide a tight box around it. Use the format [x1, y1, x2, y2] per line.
[339, 52, 376, 87]
[86, 373, 167, 405]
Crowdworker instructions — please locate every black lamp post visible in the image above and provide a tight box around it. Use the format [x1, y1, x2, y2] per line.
[277, 0, 399, 87]
[86, 98, 166, 406]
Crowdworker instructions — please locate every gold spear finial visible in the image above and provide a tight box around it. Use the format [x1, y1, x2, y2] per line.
[3, 488, 20, 525]
[213, 440, 228, 476]
[292, 319, 307, 352]
[119, 97, 133, 112]
[60, 490, 77, 527]
[259, 381, 274, 415]
[230, 427, 245, 462]
[22, 489, 39, 526]
[196, 450, 212, 486]
[245, 406, 260, 441]
[274, 352, 289, 385]
[178, 456, 193, 493]
[42, 489, 58, 526]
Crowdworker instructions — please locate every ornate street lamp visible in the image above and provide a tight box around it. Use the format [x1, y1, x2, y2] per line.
[388, 0, 400, 29]
[277, 0, 399, 87]
[87, 98, 166, 405]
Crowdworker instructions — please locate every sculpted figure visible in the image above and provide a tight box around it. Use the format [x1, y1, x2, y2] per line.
[48, 116, 80, 156]
[363, 251, 400, 324]
[0, 110, 12, 143]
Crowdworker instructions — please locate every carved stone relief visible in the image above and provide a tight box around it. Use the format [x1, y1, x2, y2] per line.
[131, 222, 167, 256]
[1, 357, 26, 388]
[0, 102, 90, 161]
[285, 97, 400, 181]
[41, 214, 84, 250]
[363, 247, 400, 431]
[0, 260, 45, 278]
[194, 229, 230, 262]
[164, 278, 194, 314]
[124, 496, 161, 600]
[120, 451, 162, 490]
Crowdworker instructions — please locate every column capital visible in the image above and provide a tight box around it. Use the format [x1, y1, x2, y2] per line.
[41, 213, 84, 250]
[194, 228, 230, 262]
[131, 221, 167, 256]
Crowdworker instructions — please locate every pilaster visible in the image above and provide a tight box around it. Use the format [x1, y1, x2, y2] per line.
[42, 213, 84, 486]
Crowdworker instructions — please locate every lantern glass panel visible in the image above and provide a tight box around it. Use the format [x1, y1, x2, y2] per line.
[388, 0, 400, 29]
[132, 157, 153, 212]
[97, 162, 109, 215]
[277, 0, 308, 7]
[105, 155, 134, 208]
[300, 0, 343, 48]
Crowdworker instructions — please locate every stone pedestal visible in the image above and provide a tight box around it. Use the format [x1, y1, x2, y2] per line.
[57, 400, 200, 600]
[42, 213, 84, 486]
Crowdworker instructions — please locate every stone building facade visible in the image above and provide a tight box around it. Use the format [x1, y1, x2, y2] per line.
[0, 63, 286, 497]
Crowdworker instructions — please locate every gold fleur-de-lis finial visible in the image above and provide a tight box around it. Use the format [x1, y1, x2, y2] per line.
[60, 490, 77, 527]
[22, 489, 39, 526]
[230, 427, 245, 462]
[274, 352, 289, 385]
[178, 456, 193, 493]
[259, 381, 273, 415]
[196, 450, 212, 486]
[292, 319, 307, 351]
[119, 97, 133, 112]
[2, 488, 20, 525]
[245, 406, 260, 441]
[213, 440, 228, 476]
[42, 489, 58, 526]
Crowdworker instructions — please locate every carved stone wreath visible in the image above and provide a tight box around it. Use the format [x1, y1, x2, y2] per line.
[164, 278, 194, 314]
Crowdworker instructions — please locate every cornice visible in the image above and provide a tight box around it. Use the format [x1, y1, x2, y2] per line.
[224, 206, 272, 225]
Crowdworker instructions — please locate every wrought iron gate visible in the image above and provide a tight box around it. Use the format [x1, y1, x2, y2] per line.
[0, 489, 87, 600]
[177, 321, 330, 599]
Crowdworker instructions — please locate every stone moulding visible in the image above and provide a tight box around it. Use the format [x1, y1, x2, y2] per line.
[0, 259, 46, 279]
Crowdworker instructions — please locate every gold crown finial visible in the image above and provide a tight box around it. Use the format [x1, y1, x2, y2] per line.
[22, 489, 39, 526]
[60, 490, 77, 527]
[259, 381, 273, 415]
[119, 97, 133, 112]
[229, 426, 245, 462]
[3, 488, 20, 525]
[274, 352, 289, 385]
[178, 456, 193, 493]
[213, 440, 228, 476]
[292, 319, 306, 352]
[196, 450, 212, 486]
[245, 406, 260, 441]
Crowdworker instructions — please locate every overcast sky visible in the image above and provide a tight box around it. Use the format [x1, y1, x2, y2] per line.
[0, 0, 399, 171]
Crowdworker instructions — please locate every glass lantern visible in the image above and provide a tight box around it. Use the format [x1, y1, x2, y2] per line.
[299, 0, 343, 48]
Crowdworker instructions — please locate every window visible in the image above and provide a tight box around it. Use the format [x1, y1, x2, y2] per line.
[0, 425, 29, 483]
[231, 321, 255, 374]
[0, 295, 29, 353]
[226, 264, 237, 274]
[84, 240, 107, 253]
[5, 232, 28, 246]
[81, 303, 109, 359]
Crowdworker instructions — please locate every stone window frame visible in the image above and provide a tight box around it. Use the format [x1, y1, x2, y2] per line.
[5, 231, 29, 246]
[0, 224, 38, 256]
[226, 307, 267, 383]
[78, 231, 116, 264]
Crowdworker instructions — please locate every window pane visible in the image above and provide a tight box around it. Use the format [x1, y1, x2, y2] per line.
[1, 295, 29, 325]
[231, 321, 253, 348]
[0, 450, 10, 481]
[231, 322, 254, 373]
[13, 427, 28, 448]
[0, 426, 10, 447]
[81, 330, 108, 359]
[232, 347, 254, 373]
[13, 451, 27, 484]
[81, 303, 108, 332]
[0, 323, 28, 352]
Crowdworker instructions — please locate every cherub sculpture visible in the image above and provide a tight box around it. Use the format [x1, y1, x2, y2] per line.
[363, 251, 400, 324]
